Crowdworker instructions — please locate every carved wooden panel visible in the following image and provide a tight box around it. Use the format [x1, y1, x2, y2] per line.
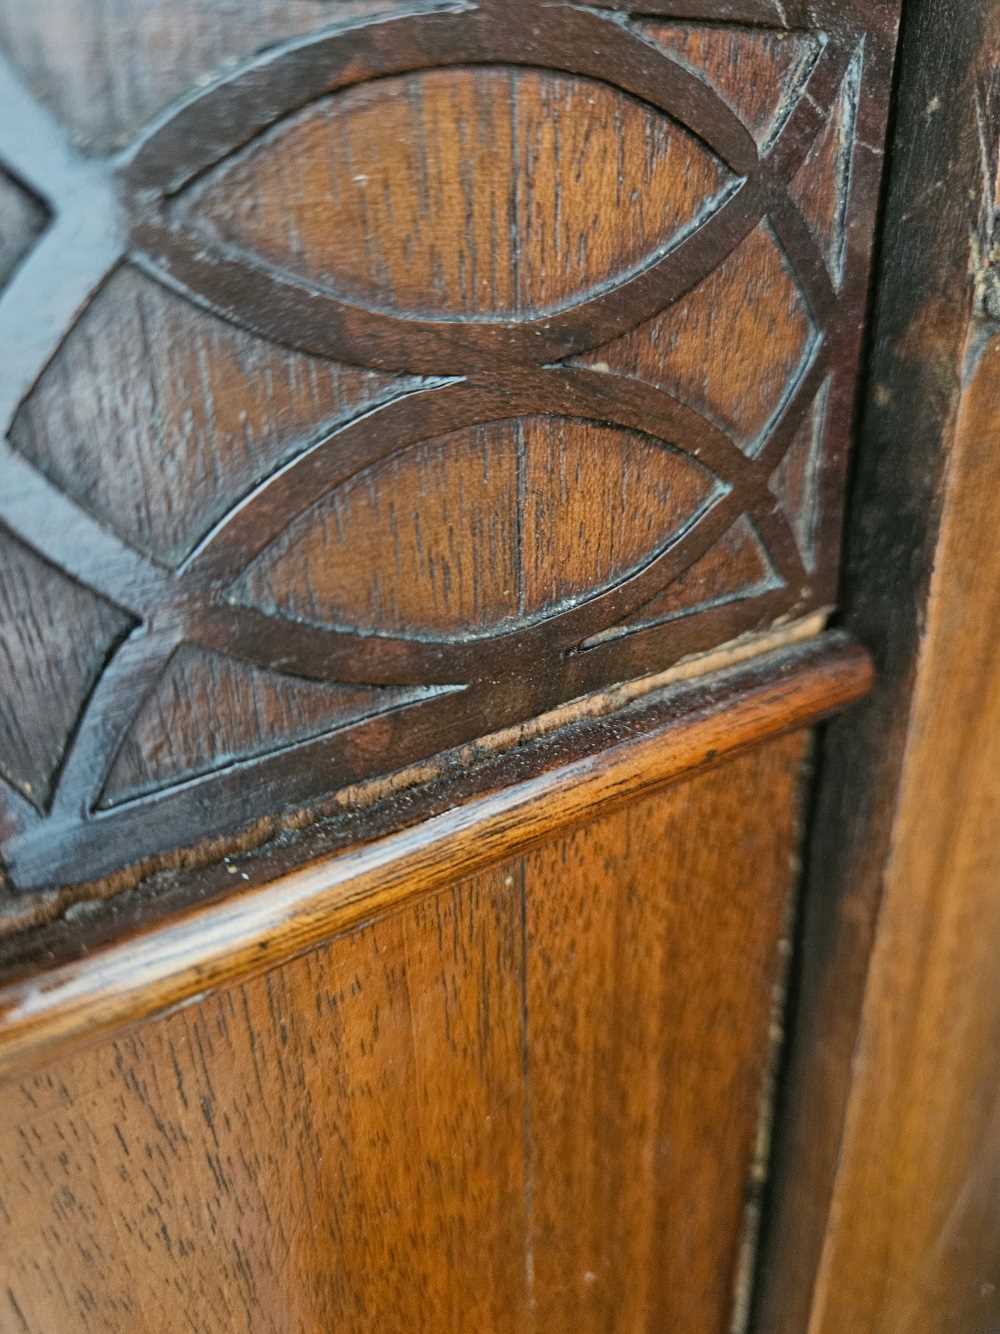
[0, 738, 808, 1332]
[0, 0, 899, 892]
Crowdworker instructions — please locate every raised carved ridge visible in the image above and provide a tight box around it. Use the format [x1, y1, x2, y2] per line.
[0, 0, 891, 892]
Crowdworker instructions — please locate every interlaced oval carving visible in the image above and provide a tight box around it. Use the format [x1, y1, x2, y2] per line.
[0, 0, 889, 890]
[182, 66, 737, 325]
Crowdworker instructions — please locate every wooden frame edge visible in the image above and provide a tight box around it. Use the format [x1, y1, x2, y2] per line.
[752, 2, 997, 1327]
[0, 631, 870, 1084]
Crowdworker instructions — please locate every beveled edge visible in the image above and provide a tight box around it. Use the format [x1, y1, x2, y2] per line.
[0, 629, 872, 1084]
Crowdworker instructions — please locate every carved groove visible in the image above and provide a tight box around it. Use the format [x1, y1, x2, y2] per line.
[0, 166, 46, 291]
[770, 377, 831, 572]
[10, 266, 418, 565]
[236, 416, 719, 639]
[589, 516, 781, 644]
[0, 530, 132, 809]
[186, 66, 735, 322]
[575, 221, 816, 450]
[789, 49, 862, 286]
[102, 647, 445, 806]
[635, 21, 823, 149]
[0, 0, 890, 890]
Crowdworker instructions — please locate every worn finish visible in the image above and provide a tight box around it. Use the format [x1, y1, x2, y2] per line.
[188, 64, 732, 320]
[0, 0, 898, 896]
[0, 634, 870, 1082]
[807, 273, 1000, 1334]
[0, 735, 807, 1334]
[756, 3, 1000, 1330]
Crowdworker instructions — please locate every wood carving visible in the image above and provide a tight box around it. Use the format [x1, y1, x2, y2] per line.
[0, 0, 896, 892]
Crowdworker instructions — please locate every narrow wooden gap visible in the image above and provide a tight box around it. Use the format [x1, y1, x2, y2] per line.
[744, 5, 913, 1319]
[728, 738, 814, 1333]
[517, 859, 537, 1328]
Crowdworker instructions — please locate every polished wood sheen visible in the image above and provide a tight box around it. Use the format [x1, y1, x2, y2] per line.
[0, 635, 870, 1082]
[0, 4, 919, 1332]
[0, 737, 807, 1334]
[0, 0, 899, 896]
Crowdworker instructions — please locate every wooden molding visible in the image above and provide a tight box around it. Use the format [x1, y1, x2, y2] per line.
[0, 631, 871, 1083]
[755, 3, 1000, 1329]
[0, 0, 897, 895]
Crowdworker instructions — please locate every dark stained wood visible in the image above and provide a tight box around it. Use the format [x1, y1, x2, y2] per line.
[787, 51, 860, 287]
[0, 734, 808, 1333]
[518, 418, 714, 617]
[0, 867, 530, 1333]
[10, 264, 414, 566]
[188, 65, 731, 319]
[102, 647, 432, 806]
[1, 7, 966, 1331]
[768, 381, 830, 573]
[799, 264, 1000, 1334]
[0, 528, 131, 808]
[755, 3, 1000, 1329]
[576, 217, 814, 448]
[0, 0, 399, 154]
[0, 0, 898, 896]
[0, 166, 44, 287]
[634, 21, 822, 150]
[241, 416, 716, 637]
[0, 634, 871, 1082]
[606, 515, 776, 638]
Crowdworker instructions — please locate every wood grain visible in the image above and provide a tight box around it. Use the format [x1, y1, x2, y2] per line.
[756, 3, 1000, 1329]
[524, 740, 803, 1332]
[0, 0, 897, 895]
[102, 647, 433, 806]
[577, 222, 814, 448]
[188, 65, 731, 318]
[239, 416, 715, 637]
[805, 250, 1000, 1334]
[0, 0, 400, 153]
[0, 634, 871, 1083]
[610, 515, 777, 636]
[0, 529, 130, 807]
[788, 52, 859, 287]
[636, 21, 821, 149]
[0, 616, 827, 953]
[769, 380, 829, 573]
[10, 265, 412, 566]
[0, 167, 44, 289]
[0, 735, 807, 1333]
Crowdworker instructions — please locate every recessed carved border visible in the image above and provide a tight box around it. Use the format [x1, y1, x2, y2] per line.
[0, 0, 897, 891]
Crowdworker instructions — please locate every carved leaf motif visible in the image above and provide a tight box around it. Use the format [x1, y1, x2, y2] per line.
[183, 66, 736, 321]
[234, 416, 720, 639]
